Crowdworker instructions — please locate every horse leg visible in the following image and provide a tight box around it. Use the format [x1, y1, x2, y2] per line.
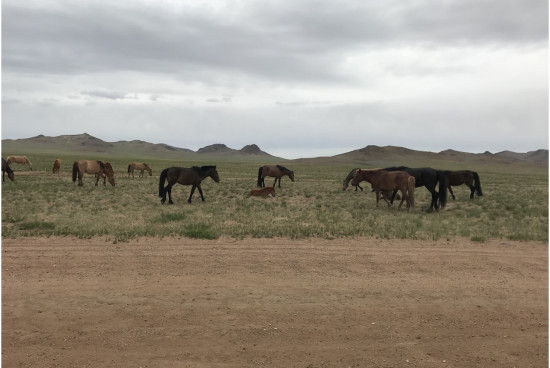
[166, 184, 174, 204]
[448, 186, 456, 200]
[273, 177, 279, 188]
[468, 185, 476, 199]
[188, 184, 198, 203]
[78, 172, 84, 186]
[197, 185, 205, 202]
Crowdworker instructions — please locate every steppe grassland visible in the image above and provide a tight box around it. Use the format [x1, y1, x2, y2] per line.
[1, 154, 548, 242]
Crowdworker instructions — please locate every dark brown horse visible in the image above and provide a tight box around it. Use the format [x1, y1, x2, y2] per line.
[2, 158, 14, 182]
[444, 170, 483, 200]
[352, 169, 415, 210]
[128, 162, 152, 178]
[159, 166, 220, 204]
[52, 159, 61, 174]
[72, 160, 115, 186]
[257, 165, 294, 188]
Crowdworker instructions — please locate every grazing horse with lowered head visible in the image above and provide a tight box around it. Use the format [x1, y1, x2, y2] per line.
[128, 162, 152, 178]
[52, 159, 61, 174]
[384, 166, 447, 211]
[2, 158, 14, 182]
[342, 168, 364, 191]
[72, 160, 115, 186]
[352, 169, 415, 210]
[7, 156, 32, 170]
[258, 165, 294, 188]
[444, 170, 483, 200]
[250, 186, 276, 197]
[159, 166, 220, 204]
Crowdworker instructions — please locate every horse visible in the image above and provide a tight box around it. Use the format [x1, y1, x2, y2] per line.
[250, 187, 276, 197]
[352, 169, 415, 210]
[444, 170, 483, 200]
[384, 167, 447, 211]
[257, 165, 294, 188]
[52, 159, 61, 174]
[342, 168, 364, 191]
[2, 158, 14, 182]
[6, 156, 32, 170]
[72, 160, 115, 187]
[159, 166, 220, 204]
[128, 162, 152, 178]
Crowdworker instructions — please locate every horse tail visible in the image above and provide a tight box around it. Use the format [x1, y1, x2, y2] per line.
[72, 161, 78, 183]
[159, 168, 168, 197]
[257, 167, 263, 187]
[408, 176, 415, 208]
[437, 170, 447, 208]
[473, 172, 483, 196]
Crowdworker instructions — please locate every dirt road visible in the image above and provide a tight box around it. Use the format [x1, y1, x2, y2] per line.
[2, 237, 547, 367]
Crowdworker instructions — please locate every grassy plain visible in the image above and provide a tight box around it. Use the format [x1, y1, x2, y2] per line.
[1, 153, 548, 242]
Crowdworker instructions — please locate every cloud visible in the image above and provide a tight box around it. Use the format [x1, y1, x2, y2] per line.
[81, 90, 131, 100]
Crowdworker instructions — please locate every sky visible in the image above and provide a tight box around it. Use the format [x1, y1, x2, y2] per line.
[1, 0, 548, 159]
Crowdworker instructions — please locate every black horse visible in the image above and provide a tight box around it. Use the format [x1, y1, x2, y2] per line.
[2, 158, 14, 182]
[444, 170, 483, 200]
[384, 166, 447, 210]
[159, 166, 220, 204]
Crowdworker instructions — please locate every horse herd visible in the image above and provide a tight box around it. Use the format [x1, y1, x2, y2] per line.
[2, 156, 482, 211]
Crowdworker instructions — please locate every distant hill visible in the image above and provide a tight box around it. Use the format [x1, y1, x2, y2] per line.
[2, 134, 547, 170]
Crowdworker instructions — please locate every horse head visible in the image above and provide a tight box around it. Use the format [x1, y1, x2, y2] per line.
[208, 166, 220, 183]
[104, 163, 116, 186]
[288, 171, 295, 182]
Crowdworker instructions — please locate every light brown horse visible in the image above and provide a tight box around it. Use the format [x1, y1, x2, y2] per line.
[352, 169, 415, 210]
[128, 162, 152, 178]
[7, 156, 32, 170]
[257, 165, 294, 188]
[72, 160, 115, 186]
[52, 159, 61, 174]
[444, 170, 483, 200]
[250, 186, 276, 197]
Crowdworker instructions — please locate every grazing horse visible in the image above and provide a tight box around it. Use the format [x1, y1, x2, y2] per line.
[52, 159, 61, 174]
[7, 155, 32, 170]
[352, 169, 415, 210]
[128, 162, 152, 178]
[444, 170, 483, 200]
[384, 167, 447, 210]
[159, 166, 220, 204]
[72, 160, 115, 186]
[257, 165, 294, 188]
[2, 158, 14, 182]
[342, 168, 364, 191]
[250, 186, 276, 197]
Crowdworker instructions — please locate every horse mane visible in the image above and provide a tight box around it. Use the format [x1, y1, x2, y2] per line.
[276, 165, 290, 173]
[97, 161, 105, 169]
[191, 166, 216, 174]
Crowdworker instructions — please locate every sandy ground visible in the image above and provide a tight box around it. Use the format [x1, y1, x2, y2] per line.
[2, 236, 547, 368]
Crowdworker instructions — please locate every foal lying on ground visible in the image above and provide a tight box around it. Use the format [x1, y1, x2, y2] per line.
[250, 187, 276, 197]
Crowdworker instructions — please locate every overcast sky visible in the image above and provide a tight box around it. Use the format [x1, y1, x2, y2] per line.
[2, 0, 548, 159]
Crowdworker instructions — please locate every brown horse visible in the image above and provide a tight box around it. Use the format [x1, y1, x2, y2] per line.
[352, 169, 415, 210]
[257, 165, 294, 188]
[159, 166, 220, 204]
[250, 186, 276, 197]
[128, 162, 152, 178]
[52, 159, 61, 174]
[7, 156, 32, 170]
[444, 170, 483, 200]
[72, 160, 115, 186]
[2, 158, 14, 182]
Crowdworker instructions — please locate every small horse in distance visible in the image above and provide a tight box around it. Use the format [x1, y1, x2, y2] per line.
[258, 165, 294, 188]
[72, 160, 115, 186]
[7, 156, 32, 170]
[352, 169, 415, 210]
[159, 166, 220, 204]
[250, 186, 276, 197]
[444, 170, 483, 200]
[128, 162, 152, 178]
[2, 158, 14, 182]
[52, 159, 61, 174]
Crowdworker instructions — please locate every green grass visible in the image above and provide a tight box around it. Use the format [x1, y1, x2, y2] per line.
[1, 154, 548, 241]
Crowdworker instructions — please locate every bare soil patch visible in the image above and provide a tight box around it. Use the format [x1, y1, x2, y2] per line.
[2, 236, 547, 367]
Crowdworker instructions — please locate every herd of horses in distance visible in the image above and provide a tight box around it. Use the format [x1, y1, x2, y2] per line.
[2, 155, 483, 211]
